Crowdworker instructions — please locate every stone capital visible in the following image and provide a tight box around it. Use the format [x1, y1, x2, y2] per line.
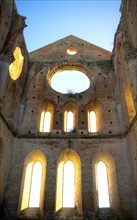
[0, 51, 15, 64]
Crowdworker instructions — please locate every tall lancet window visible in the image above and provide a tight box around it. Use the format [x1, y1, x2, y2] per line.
[88, 111, 97, 132]
[64, 111, 74, 132]
[96, 161, 110, 208]
[63, 160, 75, 208]
[40, 111, 51, 132]
[125, 83, 136, 121]
[21, 161, 42, 210]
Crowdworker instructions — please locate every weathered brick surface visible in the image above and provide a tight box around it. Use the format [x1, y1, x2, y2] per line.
[0, 0, 137, 220]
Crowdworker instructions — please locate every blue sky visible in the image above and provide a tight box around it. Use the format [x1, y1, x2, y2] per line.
[15, 0, 121, 52]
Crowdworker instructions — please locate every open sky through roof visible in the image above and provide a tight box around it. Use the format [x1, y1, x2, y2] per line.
[15, 0, 121, 52]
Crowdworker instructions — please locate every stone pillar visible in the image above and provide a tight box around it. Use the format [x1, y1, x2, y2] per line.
[44, 157, 56, 214]
[0, 52, 14, 96]
[116, 96, 126, 133]
[81, 157, 94, 218]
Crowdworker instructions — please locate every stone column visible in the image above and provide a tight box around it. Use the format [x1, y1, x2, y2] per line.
[116, 96, 125, 133]
[0, 52, 14, 96]
[81, 156, 94, 218]
[43, 157, 57, 216]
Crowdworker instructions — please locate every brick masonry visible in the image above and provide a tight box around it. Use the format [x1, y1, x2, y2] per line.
[0, 0, 137, 220]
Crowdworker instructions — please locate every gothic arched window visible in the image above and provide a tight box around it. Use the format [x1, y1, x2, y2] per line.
[40, 111, 51, 132]
[96, 161, 110, 208]
[88, 111, 97, 132]
[21, 161, 42, 210]
[64, 111, 74, 132]
[125, 83, 136, 122]
[56, 149, 82, 213]
[63, 160, 75, 207]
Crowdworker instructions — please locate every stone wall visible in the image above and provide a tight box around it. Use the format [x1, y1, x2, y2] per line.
[0, 0, 137, 220]
[3, 137, 132, 220]
[0, 119, 13, 207]
[113, 0, 137, 218]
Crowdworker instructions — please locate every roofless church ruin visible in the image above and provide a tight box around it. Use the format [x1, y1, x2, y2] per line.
[0, 0, 137, 219]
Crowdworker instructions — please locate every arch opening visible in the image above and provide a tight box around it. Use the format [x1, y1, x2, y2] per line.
[19, 150, 46, 213]
[40, 111, 51, 132]
[56, 149, 82, 214]
[88, 111, 97, 132]
[125, 83, 136, 121]
[21, 161, 43, 210]
[96, 161, 110, 208]
[9, 47, 24, 80]
[63, 160, 75, 208]
[64, 111, 74, 132]
[29, 161, 42, 207]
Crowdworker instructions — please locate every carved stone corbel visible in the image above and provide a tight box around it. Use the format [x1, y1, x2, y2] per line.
[0, 51, 14, 64]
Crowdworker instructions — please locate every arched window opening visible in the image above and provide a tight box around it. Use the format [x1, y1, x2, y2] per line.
[96, 161, 110, 208]
[63, 160, 75, 208]
[64, 111, 74, 132]
[29, 161, 42, 207]
[125, 84, 136, 121]
[88, 111, 97, 132]
[21, 161, 42, 210]
[9, 47, 24, 80]
[40, 111, 51, 132]
[21, 162, 32, 210]
[56, 149, 82, 213]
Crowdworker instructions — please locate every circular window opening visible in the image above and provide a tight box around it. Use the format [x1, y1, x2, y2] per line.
[66, 48, 77, 55]
[50, 70, 90, 94]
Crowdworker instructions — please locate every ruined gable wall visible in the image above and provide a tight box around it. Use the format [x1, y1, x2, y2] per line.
[0, 0, 137, 219]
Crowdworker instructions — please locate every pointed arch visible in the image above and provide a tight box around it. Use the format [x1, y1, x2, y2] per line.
[28, 161, 42, 207]
[56, 148, 82, 215]
[87, 100, 103, 132]
[19, 150, 46, 213]
[88, 111, 97, 132]
[63, 101, 77, 132]
[64, 111, 74, 132]
[39, 100, 54, 132]
[96, 161, 110, 208]
[63, 160, 75, 207]
[40, 111, 51, 132]
[125, 83, 136, 122]
[93, 150, 119, 213]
